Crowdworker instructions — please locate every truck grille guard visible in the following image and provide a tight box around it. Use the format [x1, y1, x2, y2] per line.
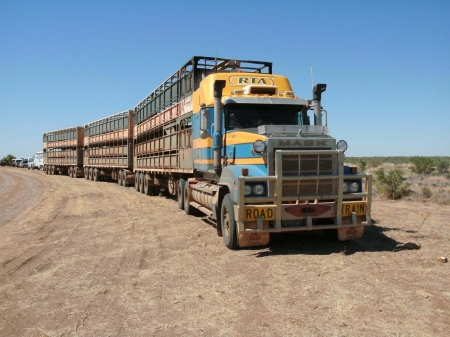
[236, 150, 373, 232]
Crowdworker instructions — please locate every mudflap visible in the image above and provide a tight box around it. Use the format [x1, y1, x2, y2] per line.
[337, 226, 364, 241]
[238, 232, 270, 248]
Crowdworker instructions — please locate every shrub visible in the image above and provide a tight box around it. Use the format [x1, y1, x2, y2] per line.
[421, 187, 432, 198]
[375, 168, 411, 199]
[435, 158, 450, 175]
[410, 157, 435, 175]
[357, 158, 367, 172]
[367, 157, 384, 168]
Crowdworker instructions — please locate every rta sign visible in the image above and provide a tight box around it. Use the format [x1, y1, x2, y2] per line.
[229, 76, 274, 86]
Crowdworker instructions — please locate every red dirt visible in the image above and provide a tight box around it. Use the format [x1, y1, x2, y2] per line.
[1, 166, 449, 336]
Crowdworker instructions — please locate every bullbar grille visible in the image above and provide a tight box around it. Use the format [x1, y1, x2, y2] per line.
[279, 153, 336, 196]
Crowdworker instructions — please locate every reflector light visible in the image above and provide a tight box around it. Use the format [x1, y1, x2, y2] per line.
[242, 168, 249, 176]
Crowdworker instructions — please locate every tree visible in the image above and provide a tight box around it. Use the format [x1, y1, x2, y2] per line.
[1, 154, 15, 165]
[410, 156, 435, 175]
[375, 168, 410, 200]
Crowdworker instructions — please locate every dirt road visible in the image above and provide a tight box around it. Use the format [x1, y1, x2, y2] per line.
[1, 166, 449, 336]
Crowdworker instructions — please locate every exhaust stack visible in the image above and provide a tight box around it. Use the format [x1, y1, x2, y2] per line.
[213, 80, 226, 175]
[313, 83, 327, 126]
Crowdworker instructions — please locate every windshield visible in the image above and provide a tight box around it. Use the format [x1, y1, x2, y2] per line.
[225, 104, 309, 130]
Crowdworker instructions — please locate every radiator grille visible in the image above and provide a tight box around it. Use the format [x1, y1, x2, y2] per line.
[279, 153, 336, 196]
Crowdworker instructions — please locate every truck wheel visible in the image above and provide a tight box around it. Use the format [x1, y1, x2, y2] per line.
[144, 174, 152, 195]
[183, 183, 194, 215]
[89, 168, 94, 180]
[122, 171, 129, 187]
[51, 166, 55, 175]
[135, 173, 139, 191]
[221, 194, 238, 249]
[178, 179, 185, 210]
[139, 173, 144, 193]
[118, 170, 123, 186]
[84, 168, 89, 179]
[68, 167, 73, 178]
[93, 169, 99, 182]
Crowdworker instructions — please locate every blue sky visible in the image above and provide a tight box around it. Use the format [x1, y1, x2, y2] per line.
[1, 0, 449, 159]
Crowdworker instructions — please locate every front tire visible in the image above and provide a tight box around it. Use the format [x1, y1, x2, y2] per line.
[221, 194, 238, 249]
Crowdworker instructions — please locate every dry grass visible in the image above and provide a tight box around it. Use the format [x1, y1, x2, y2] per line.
[366, 163, 450, 205]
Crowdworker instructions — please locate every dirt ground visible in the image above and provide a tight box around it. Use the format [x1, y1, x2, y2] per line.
[1, 166, 449, 337]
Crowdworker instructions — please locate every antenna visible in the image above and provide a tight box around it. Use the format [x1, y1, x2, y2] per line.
[310, 65, 314, 89]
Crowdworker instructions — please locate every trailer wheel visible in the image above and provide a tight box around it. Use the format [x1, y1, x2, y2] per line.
[139, 173, 145, 193]
[178, 179, 185, 210]
[117, 170, 123, 186]
[89, 168, 94, 180]
[144, 174, 152, 195]
[51, 166, 55, 175]
[221, 194, 238, 249]
[135, 173, 139, 191]
[93, 169, 99, 182]
[183, 183, 194, 215]
[68, 167, 72, 178]
[122, 171, 129, 187]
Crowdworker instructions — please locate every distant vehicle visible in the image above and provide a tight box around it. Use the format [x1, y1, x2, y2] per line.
[0, 162, 5, 166]
[28, 151, 43, 170]
[19, 159, 28, 168]
[14, 159, 22, 167]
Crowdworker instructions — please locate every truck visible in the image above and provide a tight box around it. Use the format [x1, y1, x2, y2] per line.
[43, 127, 84, 177]
[28, 151, 44, 170]
[131, 56, 372, 249]
[42, 56, 373, 250]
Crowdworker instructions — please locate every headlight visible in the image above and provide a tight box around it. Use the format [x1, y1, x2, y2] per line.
[343, 182, 349, 192]
[252, 140, 266, 153]
[244, 185, 252, 196]
[349, 182, 360, 192]
[337, 140, 348, 152]
[252, 184, 265, 196]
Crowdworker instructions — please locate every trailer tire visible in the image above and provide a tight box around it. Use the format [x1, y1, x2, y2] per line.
[178, 178, 185, 210]
[183, 183, 194, 215]
[118, 170, 123, 186]
[221, 194, 238, 249]
[139, 173, 144, 193]
[135, 173, 139, 191]
[84, 168, 89, 179]
[122, 171, 129, 187]
[144, 174, 152, 195]
[89, 168, 94, 181]
[51, 166, 55, 175]
[93, 169, 99, 182]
